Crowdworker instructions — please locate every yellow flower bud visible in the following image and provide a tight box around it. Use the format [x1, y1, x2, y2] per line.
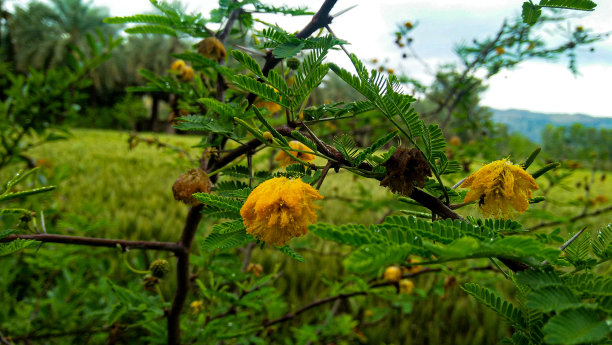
[171, 60, 186, 72]
[383, 266, 402, 282]
[399, 279, 414, 294]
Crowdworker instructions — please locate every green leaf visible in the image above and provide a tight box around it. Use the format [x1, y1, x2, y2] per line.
[173, 115, 233, 133]
[344, 243, 417, 275]
[526, 286, 582, 312]
[104, 14, 174, 25]
[290, 131, 317, 152]
[277, 245, 306, 262]
[201, 229, 252, 250]
[592, 224, 612, 260]
[0, 239, 40, 256]
[124, 25, 177, 36]
[424, 236, 560, 265]
[542, 307, 609, 345]
[273, 39, 306, 58]
[522, 2, 542, 25]
[462, 283, 525, 329]
[514, 269, 562, 290]
[309, 223, 389, 246]
[231, 50, 264, 78]
[538, 0, 596, 10]
[192, 193, 243, 217]
[0, 229, 17, 240]
[0, 186, 56, 202]
[4, 167, 40, 191]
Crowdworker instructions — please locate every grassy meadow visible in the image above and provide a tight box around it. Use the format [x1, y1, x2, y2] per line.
[4, 129, 611, 344]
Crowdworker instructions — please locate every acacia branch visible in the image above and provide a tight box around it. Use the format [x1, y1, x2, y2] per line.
[262, 265, 494, 328]
[1, 234, 183, 253]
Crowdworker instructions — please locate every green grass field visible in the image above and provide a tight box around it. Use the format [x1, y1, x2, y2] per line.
[4, 129, 611, 344]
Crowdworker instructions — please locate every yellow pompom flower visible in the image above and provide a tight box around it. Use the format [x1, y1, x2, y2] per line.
[461, 159, 538, 219]
[240, 177, 323, 246]
[275, 141, 316, 167]
[171, 60, 186, 72]
[197, 37, 227, 60]
[495, 46, 506, 55]
[181, 66, 195, 81]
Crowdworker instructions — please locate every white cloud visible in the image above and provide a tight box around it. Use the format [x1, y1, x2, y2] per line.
[482, 62, 612, 117]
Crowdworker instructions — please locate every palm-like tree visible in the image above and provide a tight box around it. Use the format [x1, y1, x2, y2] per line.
[10, 0, 115, 72]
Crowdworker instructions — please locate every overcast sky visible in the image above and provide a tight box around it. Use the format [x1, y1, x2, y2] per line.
[6, 0, 612, 117]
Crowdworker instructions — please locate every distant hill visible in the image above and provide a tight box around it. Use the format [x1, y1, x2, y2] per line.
[490, 108, 612, 143]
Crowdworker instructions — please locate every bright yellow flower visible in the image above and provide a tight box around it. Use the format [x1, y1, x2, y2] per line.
[461, 159, 538, 219]
[240, 177, 323, 246]
[495, 46, 506, 55]
[275, 141, 316, 167]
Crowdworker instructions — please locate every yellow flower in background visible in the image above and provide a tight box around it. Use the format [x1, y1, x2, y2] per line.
[495, 46, 506, 55]
[254, 99, 282, 114]
[275, 141, 316, 167]
[383, 266, 402, 282]
[171, 59, 186, 72]
[190, 300, 204, 314]
[197, 37, 226, 60]
[240, 177, 323, 246]
[461, 159, 538, 219]
[181, 66, 195, 81]
[399, 279, 415, 294]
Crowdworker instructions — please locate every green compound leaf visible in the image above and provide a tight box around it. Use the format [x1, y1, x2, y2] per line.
[542, 307, 609, 345]
[310, 223, 389, 247]
[124, 25, 177, 36]
[538, 0, 596, 10]
[462, 283, 526, 329]
[0, 239, 40, 256]
[277, 245, 305, 262]
[522, 2, 542, 25]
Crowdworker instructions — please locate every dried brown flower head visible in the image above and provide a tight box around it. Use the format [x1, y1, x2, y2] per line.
[380, 147, 432, 196]
[172, 168, 212, 205]
[197, 37, 226, 60]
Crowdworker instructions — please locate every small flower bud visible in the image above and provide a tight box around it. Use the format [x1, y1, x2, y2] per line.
[495, 47, 505, 55]
[263, 131, 274, 142]
[383, 266, 402, 282]
[286, 57, 300, 70]
[399, 279, 415, 294]
[246, 263, 263, 277]
[172, 168, 212, 205]
[404, 21, 413, 29]
[149, 259, 170, 278]
[181, 66, 195, 81]
[171, 60, 186, 72]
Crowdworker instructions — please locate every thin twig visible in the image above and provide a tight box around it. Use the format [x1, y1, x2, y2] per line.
[314, 161, 333, 190]
[262, 265, 494, 329]
[560, 226, 587, 252]
[1, 234, 183, 253]
[528, 205, 612, 231]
